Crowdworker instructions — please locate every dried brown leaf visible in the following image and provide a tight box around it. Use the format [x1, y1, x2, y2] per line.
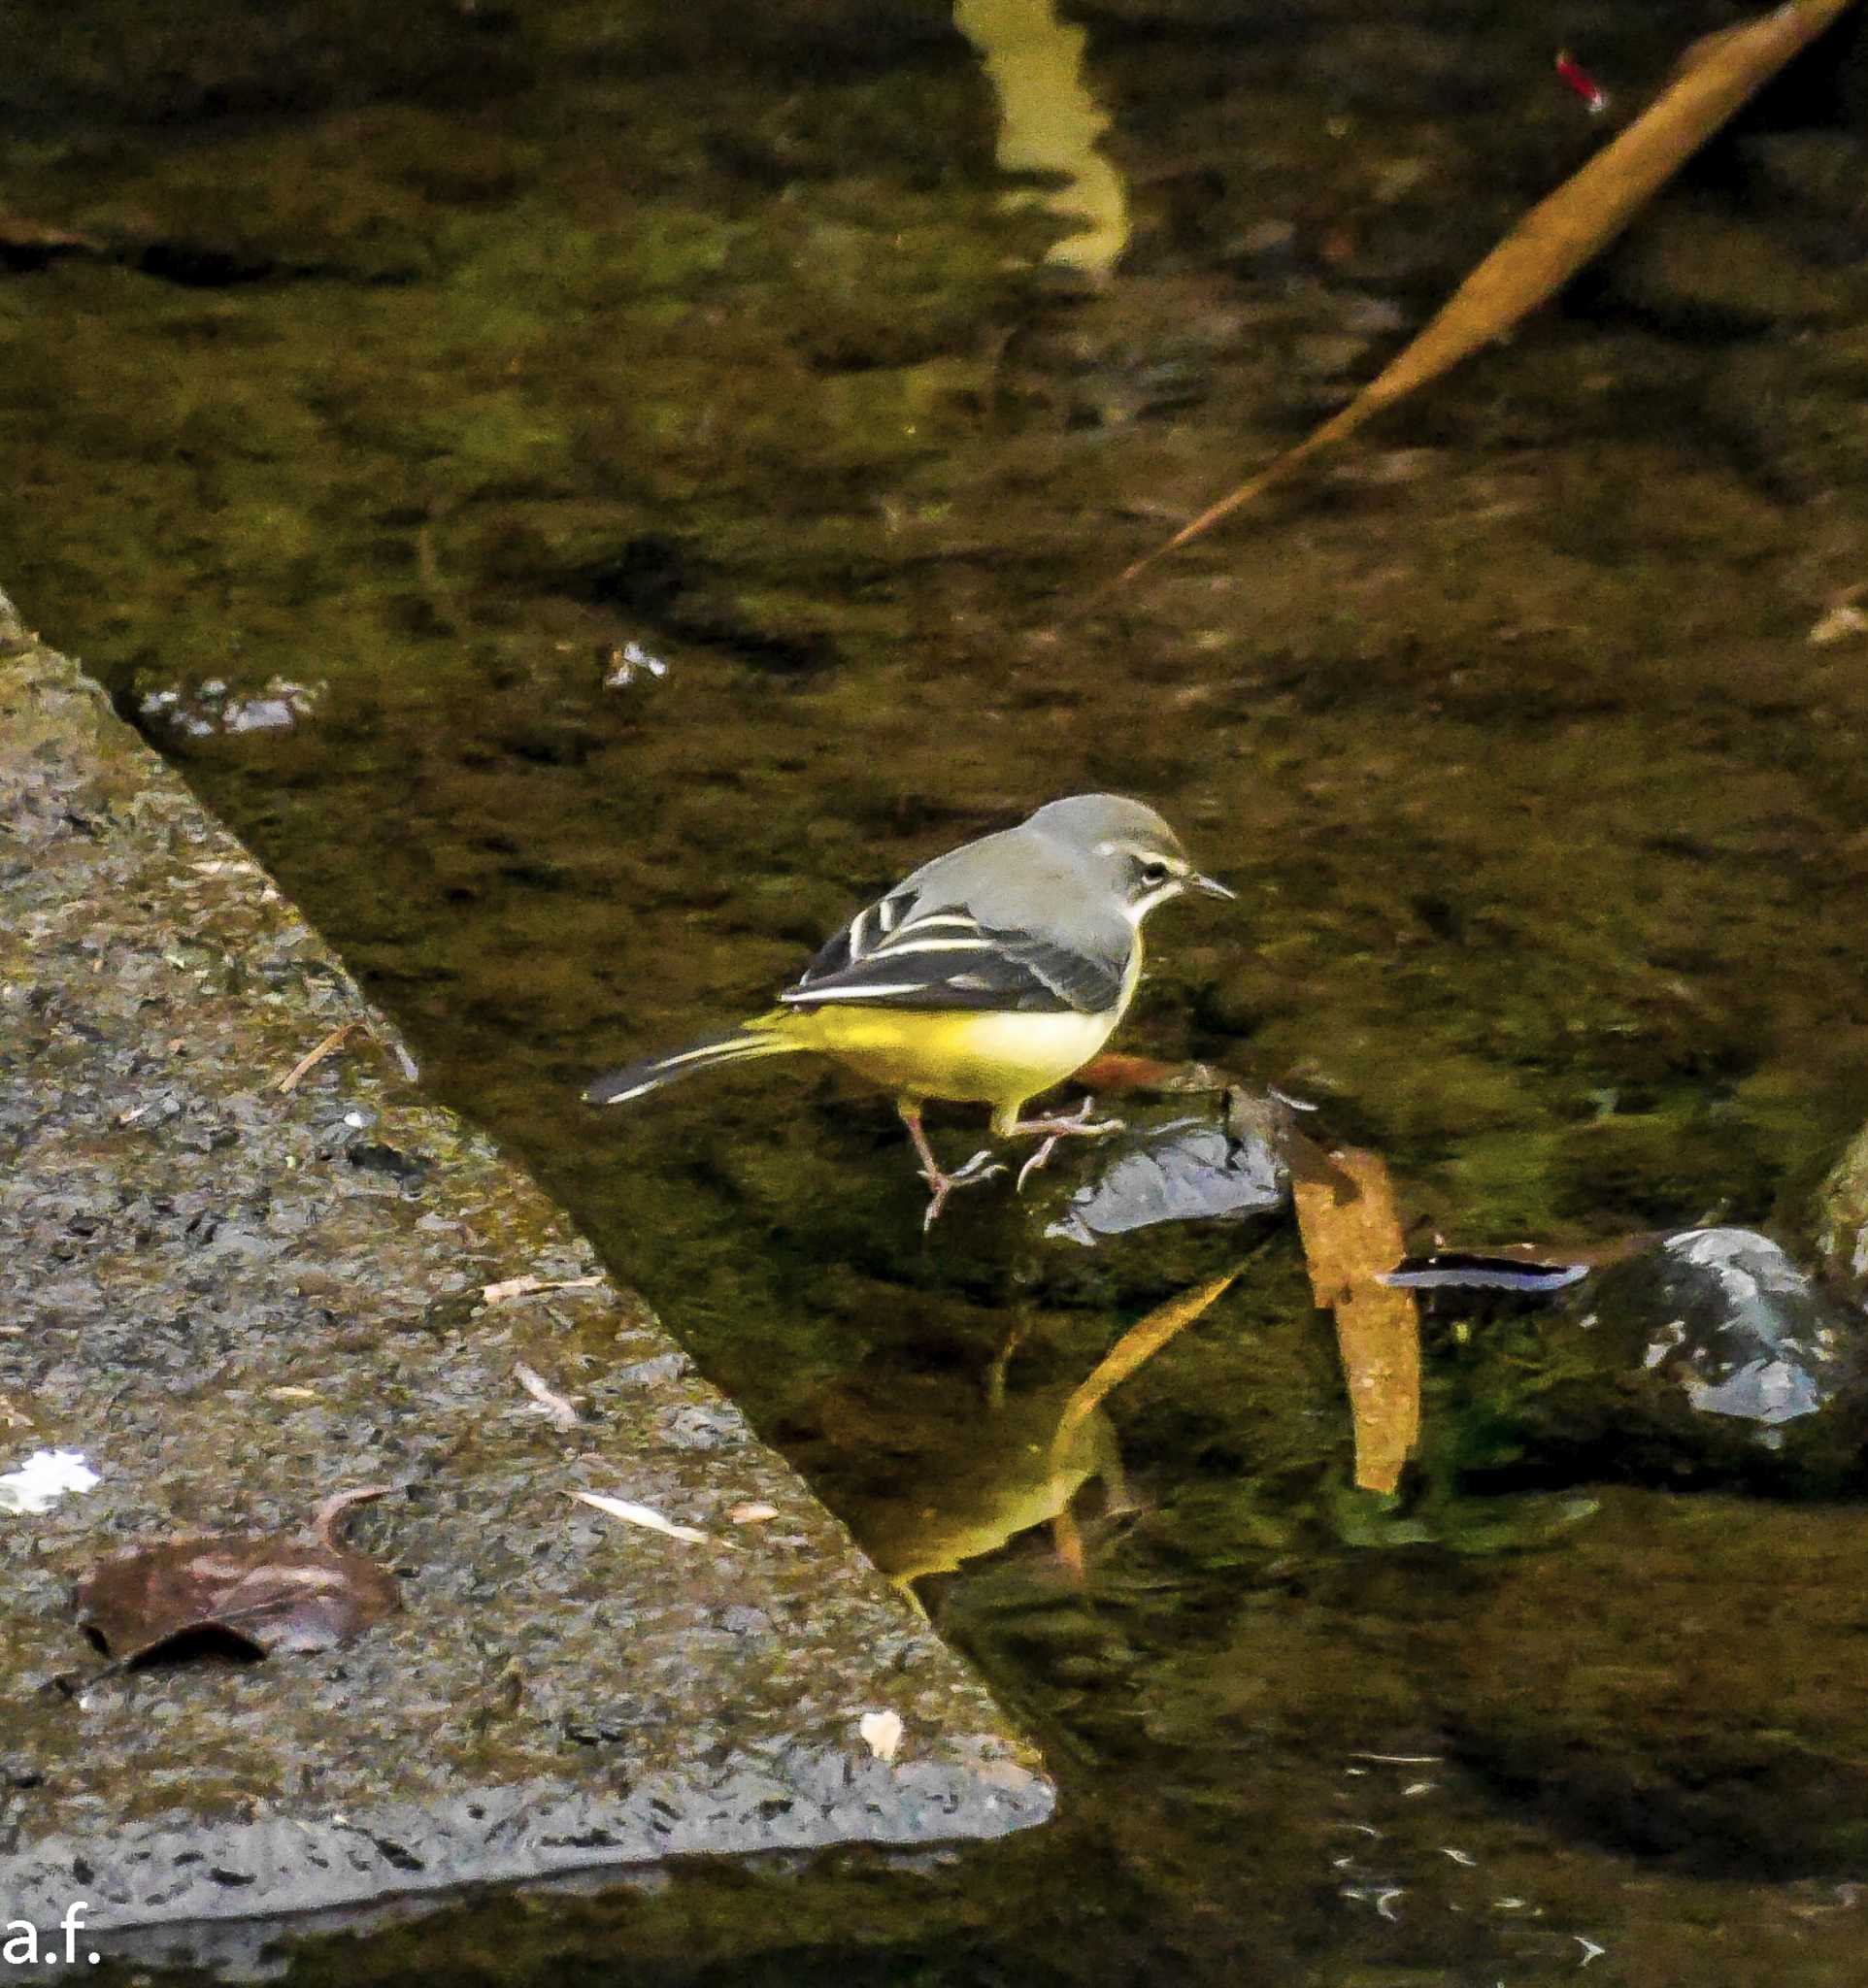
[75, 1486, 400, 1665]
[1113, 0, 1858, 590]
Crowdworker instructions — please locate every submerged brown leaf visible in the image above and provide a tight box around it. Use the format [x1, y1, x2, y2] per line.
[75, 1485, 401, 1666]
[1112, 0, 1858, 590]
[0, 215, 108, 257]
[1075, 1052, 1232, 1094]
[1293, 1148, 1420, 1496]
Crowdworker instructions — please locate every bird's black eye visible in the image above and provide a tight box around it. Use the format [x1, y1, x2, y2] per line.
[1139, 860, 1171, 888]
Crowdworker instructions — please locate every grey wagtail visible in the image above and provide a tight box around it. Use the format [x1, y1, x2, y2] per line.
[584, 794, 1233, 1227]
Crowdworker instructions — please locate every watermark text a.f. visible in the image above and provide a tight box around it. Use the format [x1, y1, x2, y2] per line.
[3, 1901, 100, 1967]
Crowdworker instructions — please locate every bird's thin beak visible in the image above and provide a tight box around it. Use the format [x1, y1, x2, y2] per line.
[1191, 873, 1235, 901]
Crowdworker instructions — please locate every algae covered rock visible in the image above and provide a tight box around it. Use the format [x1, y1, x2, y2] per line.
[1441, 1229, 1868, 1497]
[1814, 1118, 1868, 1295]
[1584, 1227, 1859, 1428]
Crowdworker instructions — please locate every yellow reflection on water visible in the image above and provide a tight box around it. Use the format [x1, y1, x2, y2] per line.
[954, 0, 1131, 281]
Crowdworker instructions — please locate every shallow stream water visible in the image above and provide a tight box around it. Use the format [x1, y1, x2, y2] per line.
[7, 0, 1868, 1979]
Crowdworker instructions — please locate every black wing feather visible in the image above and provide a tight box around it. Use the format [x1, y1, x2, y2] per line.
[781, 901, 1125, 1016]
[794, 886, 921, 987]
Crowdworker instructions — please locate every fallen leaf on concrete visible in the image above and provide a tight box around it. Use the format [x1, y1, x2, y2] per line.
[1293, 1148, 1420, 1495]
[76, 1485, 399, 1664]
[483, 1274, 606, 1306]
[1111, 0, 1858, 590]
[515, 1362, 582, 1430]
[859, 1708, 906, 1761]
[1049, 1267, 1243, 1477]
[571, 1491, 714, 1545]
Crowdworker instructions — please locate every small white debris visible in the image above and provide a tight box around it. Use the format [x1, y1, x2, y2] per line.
[1577, 1935, 1607, 1965]
[603, 641, 670, 689]
[1439, 1846, 1477, 1867]
[571, 1491, 711, 1544]
[0, 1448, 101, 1514]
[483, 1274, 606, 1306]
[1809, 602, 1868, 646]
[515, 1362, 581, 1430]
[859, 1709, 905, 1762]
[728, 1502, 781, 1524]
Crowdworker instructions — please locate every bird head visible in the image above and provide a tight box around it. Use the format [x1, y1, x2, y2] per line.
[1024, 793, 1234, 923]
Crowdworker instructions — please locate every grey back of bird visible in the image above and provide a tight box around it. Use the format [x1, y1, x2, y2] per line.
[893, 793, 1181, 1011]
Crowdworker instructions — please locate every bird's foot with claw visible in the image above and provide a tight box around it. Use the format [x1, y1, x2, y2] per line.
[1009, 1097, 1125, 1192]
[921, 1148, 1006, 1230]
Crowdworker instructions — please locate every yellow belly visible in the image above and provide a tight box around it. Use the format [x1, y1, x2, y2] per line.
[778, 1004, 1120, 1126]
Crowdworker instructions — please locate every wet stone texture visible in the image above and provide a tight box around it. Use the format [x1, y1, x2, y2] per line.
[0, 596, 1051, 1936]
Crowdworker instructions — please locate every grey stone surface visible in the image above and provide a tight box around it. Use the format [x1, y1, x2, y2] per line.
[0, 592, 1051, 1937]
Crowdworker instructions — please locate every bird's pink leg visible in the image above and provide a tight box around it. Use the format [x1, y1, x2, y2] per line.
[898, 1103, 1004, 1230]
[1001, 1096, 1124, 1191]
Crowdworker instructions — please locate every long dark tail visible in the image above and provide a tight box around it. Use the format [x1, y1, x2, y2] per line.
[583, 1026, 798, 1108]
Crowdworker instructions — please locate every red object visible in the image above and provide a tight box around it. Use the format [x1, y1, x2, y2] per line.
[1554, 50, 1610, 116]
